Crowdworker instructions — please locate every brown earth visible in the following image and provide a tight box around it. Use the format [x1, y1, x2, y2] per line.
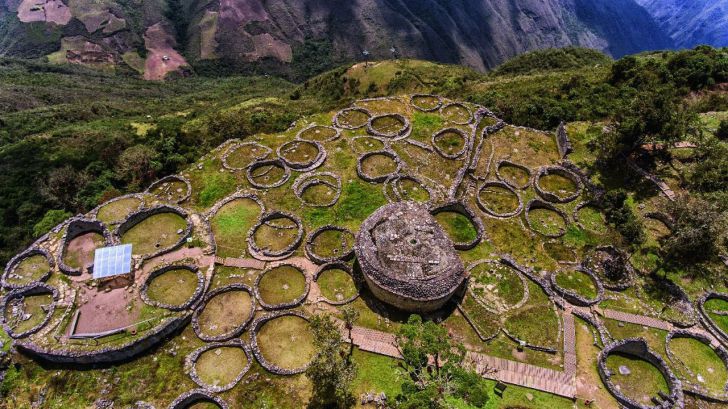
[143, 23, 189, 81]
[17, 0, 71, 25]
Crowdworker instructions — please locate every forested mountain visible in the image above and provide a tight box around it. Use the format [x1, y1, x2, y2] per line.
[1, 0, 674, 79]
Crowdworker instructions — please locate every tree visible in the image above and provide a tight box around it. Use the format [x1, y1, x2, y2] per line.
[716, 120, 728, 141]
[33, 209, 71, 237]
[664, 195, 726, 264]
[341, 305, 359, 360]
[306, 314, 357, 409]
[395, 315, 490, 408]
[115, 145, 161, 190]
[39, 165, 90, 211]
[602, 190, 644, 245]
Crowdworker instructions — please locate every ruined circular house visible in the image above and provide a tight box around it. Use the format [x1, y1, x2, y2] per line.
[355, 201, 466, 313]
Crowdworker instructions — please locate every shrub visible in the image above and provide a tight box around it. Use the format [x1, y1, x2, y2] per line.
[717, 120, 728, 141]
[602, 190, 644, 245]
[33, 209, 71, 237]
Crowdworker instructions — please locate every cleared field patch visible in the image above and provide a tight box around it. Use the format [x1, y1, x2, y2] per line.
[211, 198, 262, 258]
[469, 261, 525, 313]
[121, 212, 188, 256]
[96, 196, 142, 224]
[278, 140, 321, 164]
[411, 95, 441, 111]
[352, 137, 385, 153]
[63, 232, 104, 271]
[317, 267, 357, 303]
[196, 290, 253, 338]
[257, 315, 315, 370]
[433, 129, 467, 157]
[5, 254, 50, 286]
[309, 229, 354, 261]
[3, 293, 53, 335]
[194, 346, 249, 388]
[605, 353, 669, 406]
[441, 103, 471, 124]
[504, 304, 561, 349]
[499, 163, 530, 188]
[370, 115, 406, 136]
[299, 125, 339, 141]
[539, 173, 578, 200]
[257, 265, 307, 306]
[225, 143, 270, 169]
[251, 215, 301, 254]
[434, 211, 478, 244]
[360, 153, 399, 179]
[668, 336, 728, 395]
[554, 270, 598, 299]
[145, 268, 199, 308]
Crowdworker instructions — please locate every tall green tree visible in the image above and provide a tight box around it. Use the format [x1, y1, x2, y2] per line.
[306, 314, 357, 409]
[395, 315, 490, 409]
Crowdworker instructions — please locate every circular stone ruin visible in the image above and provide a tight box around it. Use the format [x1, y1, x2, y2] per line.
[315, 262, 359, 305]
[276, 140, 326, 171]
[467, 259, 529, 314]
[168, 389, 229, 409]
[383, 174, 435, 204]
[430, 200, 484, 250]
[2, 248, 54, 289]
[410, 94, 443, 112]
[297, 124, 341, 142]
[255, 264, 309, 310]
[534, 166, 582, 203]
[525, 199, 568, 238]
[357, 150, 402, 183]
[146, 175, 192, 204]
[57, 218, 112, 276]
[355, 201, 466, 313]
[305, 225, 355, 264]
[432, 128, 469, 159]
[698, 292, 728, 344]
[574, 202, 608, 234]
[1, 283, 58, 339]
[93, 193, 144, 225]
[476, 181, 523, 218]
[246, 158, 291, 189]
[116, 205, 192, 259]
[187, 339, 253, 393]
[247, 211, 303, 260]
[367, 114, 410, 139]
[222, 141, 272, 170]
[333, 109, 371, 130]
[496, 160, 532, 190]
[292, 172, 342, 207]
[598, 338, 683, 409]
[664, 330, 728, 401]
[192, 283, 255, 342]
[583, 246, 635, 291]
[440, 103, 473, 125]
[251, 311, 315, 375]
[550, 267, 603, 306]
[141, 265, 204, 311]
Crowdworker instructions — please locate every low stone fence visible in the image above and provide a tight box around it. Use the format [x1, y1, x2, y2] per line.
[57, 217, 113, 275]
[495, 160, 531, 190]
[167, 389, 228, 409]
[357, 150, 402, 183]
[305, 225, 355, 264]
[293, 172, 341, 207]
[185, 339, 252, 392]
[597, 338, 683, 409]
[250, 311, 312, 375]
[1, 282, 59, 339]
[1, 247, 55, 290]
[246, 158, 291, 189]
[429, 200, 485, 250]
[192, 283, 255, 342]
[524, 199, 569, 238]
[140, 265, 204, 311]
[665, 329, 728, 403]
[314, 262, 360, 305]
[549, 267, 604, 307]
[277, 140, 326, 171]
[533, 165, 583, 204]
[476, 181, 523, 219]
[146, 175, 192, 204]
[247, 211, 303, 260]
[114, 204, 192, 260]
[255, 264, 310, 310]
[221, 141, 271, 171]
[367, 113, 411, 139]
[698, 292, 728, 346]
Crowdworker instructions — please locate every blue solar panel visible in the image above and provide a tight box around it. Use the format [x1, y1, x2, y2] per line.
[93, 244, 133, 279]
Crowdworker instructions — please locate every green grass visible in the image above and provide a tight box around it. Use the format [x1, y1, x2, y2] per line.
[211, 197, 261, 258]
[225, 144, 269, 169]
[96, 196, 143, 224]
[197, 173, 236, 208]
[410, 111, 444, 143]
[317, 267, 357, 302]
[538, 174, 578, 199]
[195, 346, 249, 387]
[434, 211, 478, 244]
[258, 265, 307, 305]
[504, 304, 560, 349]
[146, 268, 199, 307]
[554, 270, 598, 299]
[576, 205, 608, 234]
[469, 262, 525, 309]
[605, 353, 669, 405]
[251, 216, 301, 253]
[478, 185, 520, 214]
[498, 164, 530, 188]
[360, 153, 398, 178]
[704, 298, 728, 334]
[196, 290, 252, 337]
[121, 212, 187, 256]
[256, 315, 315, 370]
[351, 349, 402, 399]
[310, 228, 354, 259]
[5, 254, 50, 285]
[668, 337, 728, 395]
[338, 181, 387, 223]
[528, 208, 566, 236]
[442, 103, 471, 123]
[3, 293, 52, 334]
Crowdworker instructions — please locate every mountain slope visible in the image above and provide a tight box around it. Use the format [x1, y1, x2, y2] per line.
[635, 0, 728, 48]
[0, 0, 674, 78]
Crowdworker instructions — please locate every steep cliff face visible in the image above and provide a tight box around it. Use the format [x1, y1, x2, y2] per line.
[0, 0, 675, 77]
[635, 0, 728, 48]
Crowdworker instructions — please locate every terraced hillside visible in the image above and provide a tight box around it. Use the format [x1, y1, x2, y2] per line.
[1, 91, 727, 409]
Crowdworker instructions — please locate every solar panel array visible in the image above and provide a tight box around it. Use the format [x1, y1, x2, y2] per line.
[93, 244, 133, 279]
